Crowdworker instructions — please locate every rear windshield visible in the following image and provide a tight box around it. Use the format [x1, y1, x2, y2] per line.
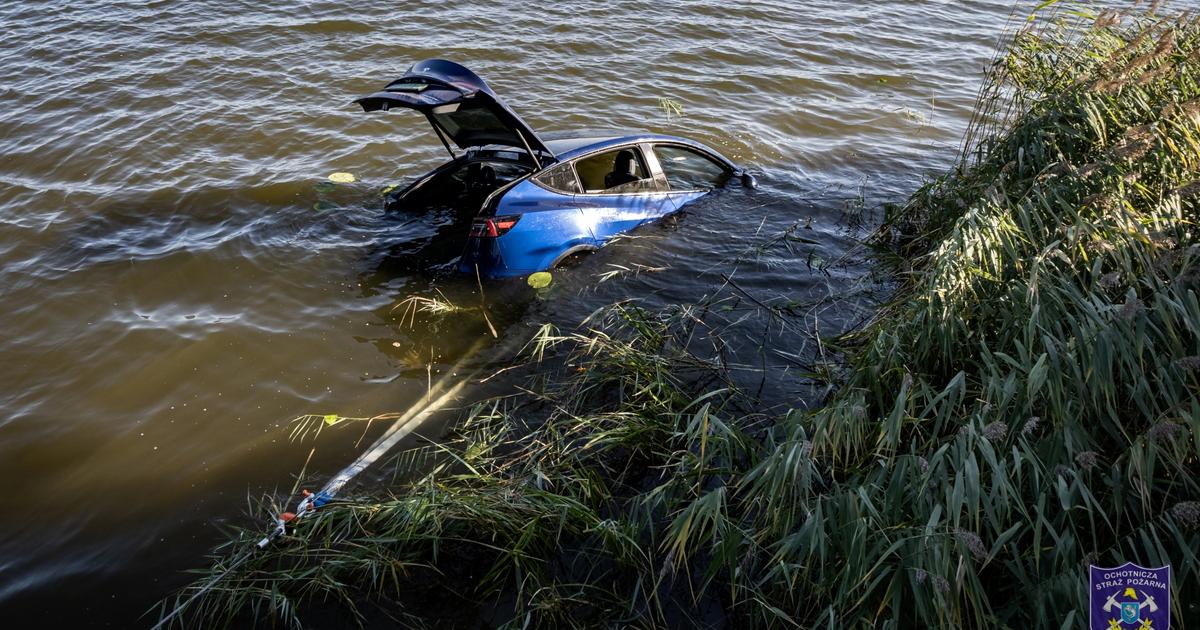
[432, 108, 511, 138]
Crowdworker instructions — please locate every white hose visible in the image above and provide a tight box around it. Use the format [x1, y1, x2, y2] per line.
[321, 361, 478, 498]
[153, 334, 511, 629]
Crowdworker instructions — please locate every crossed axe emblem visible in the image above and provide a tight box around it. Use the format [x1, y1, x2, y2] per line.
[1102, 589, 1159, 628]
[1103, 590, 1160, 614]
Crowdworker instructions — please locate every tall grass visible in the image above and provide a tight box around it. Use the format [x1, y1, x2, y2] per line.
[162, 5, 1200, 628]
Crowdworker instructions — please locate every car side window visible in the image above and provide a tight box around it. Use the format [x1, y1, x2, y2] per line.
[533, 163, 582, 194]
[574, 147, 656, 194]
[653, 145, 731, 191]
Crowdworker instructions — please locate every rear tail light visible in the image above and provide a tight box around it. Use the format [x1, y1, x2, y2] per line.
[469, 215, 521, 238]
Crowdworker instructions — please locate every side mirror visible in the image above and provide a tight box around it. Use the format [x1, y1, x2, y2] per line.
[741, 172, 757, 189]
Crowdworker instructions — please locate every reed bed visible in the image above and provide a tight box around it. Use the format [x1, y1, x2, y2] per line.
[162, 6, 1200, 628]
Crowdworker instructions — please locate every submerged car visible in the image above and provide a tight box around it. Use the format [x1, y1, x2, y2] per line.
[356, 59, 753, 278]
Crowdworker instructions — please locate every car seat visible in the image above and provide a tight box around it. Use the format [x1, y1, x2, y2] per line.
[465, 163, 497, 193]
[604, 150, 641, 189]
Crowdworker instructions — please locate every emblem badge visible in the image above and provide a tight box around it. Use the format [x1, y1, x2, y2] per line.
[1090, 562, 1170, 629]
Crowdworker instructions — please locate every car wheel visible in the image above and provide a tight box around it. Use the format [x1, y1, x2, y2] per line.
[552, 246, 596, 269]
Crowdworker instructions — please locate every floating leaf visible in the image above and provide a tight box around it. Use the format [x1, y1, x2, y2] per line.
[328, 172, 356, 183]
[313, 201, 338, 212]
[527, 271, 553, 289]
[380, 183, 398, 195]
[323, 414, 341, 426]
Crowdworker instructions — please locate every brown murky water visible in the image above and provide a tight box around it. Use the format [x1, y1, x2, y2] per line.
[0, 0, 1022, 625]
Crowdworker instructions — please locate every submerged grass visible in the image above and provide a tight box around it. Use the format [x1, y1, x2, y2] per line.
[163, 5, 1200, 628]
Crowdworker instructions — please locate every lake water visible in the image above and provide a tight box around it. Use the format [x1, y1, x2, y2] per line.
[0, 0, 1021, 624]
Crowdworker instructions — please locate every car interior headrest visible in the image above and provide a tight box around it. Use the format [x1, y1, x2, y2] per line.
[614, 150, 636, 175]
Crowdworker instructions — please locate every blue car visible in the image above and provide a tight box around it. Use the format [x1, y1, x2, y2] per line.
[356, 59, 753, 278]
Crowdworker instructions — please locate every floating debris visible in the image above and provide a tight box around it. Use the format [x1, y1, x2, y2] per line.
[658, 97, 684, 120]
[328, 172, 356, 183]
[527, 271, 553, 289]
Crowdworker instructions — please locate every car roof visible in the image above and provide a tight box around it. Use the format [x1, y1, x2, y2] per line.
[537, 131, 731, 165]
[538, 130, 627, 156]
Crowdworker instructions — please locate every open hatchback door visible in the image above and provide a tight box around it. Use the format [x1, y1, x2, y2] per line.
[355, 59, 554, 167]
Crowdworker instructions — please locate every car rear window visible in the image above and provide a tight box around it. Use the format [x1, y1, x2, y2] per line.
[432, 107, 511, 138]
[533, 163, 581, 194]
